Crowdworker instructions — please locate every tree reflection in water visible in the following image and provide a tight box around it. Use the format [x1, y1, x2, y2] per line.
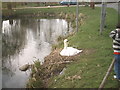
[2, 18, 73, 88]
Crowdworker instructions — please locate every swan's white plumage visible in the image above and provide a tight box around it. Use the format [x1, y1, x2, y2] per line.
[60, 39, 82, 56]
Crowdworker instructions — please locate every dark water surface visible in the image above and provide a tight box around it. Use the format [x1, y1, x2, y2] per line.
[2, 18, 73, 88]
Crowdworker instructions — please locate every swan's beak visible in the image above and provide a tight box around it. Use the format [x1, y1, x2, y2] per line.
[64, 39, 68, 43]
[66, 40, 68, 42]
[66, 40, 69, 44]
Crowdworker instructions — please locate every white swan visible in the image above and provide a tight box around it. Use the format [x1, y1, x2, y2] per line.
[60, 39, 82, 56]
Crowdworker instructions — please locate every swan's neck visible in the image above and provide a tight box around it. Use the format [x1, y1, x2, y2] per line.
[64, 42, 68, 49]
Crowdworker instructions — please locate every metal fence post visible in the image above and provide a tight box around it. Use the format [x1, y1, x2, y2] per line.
[76, 0, 79, 32]
[100, 2, 107, 35]
[118, 1, 120, 23]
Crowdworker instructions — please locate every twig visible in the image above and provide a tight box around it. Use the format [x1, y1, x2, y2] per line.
[98, 58, 115, 90]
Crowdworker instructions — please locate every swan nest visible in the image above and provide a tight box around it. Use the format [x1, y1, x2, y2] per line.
[29, 48, 95, 88]
[43, 48, 83, 77]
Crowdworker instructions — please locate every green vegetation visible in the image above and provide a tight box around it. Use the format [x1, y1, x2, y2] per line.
[27, 60, 44, 88]
[2, 2, 59, 9]
[2, 6, 118, 88]
[48, 7, 118, 88]
[2, 6, 72, 19]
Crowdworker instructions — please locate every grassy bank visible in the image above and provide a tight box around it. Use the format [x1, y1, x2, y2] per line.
[3, 6, 118, 88]
[2, 6, 79, 20]
[47, 7, 118, 88]
[2, 6, 69, 19]
[39, 7, 118, 88]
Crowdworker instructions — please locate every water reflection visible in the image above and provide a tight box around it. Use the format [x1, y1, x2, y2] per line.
[2, 18, 73, 88]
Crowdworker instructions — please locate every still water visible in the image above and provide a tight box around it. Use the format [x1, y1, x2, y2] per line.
[2, 18, 73, 88]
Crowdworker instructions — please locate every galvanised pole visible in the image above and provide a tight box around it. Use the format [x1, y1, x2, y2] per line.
[76, 0, 79, 32]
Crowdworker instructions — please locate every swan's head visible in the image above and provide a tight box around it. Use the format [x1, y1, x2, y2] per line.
[64, 39, 68, 43]
[64, 39, 68, 49]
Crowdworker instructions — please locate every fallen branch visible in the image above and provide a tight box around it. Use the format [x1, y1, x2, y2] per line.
[98, 58, 115, 89]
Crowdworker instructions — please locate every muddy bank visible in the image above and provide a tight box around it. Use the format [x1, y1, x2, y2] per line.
[27, 48, 83, 88]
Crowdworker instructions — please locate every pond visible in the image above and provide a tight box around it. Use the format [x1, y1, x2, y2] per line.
[2, 18, 73, 88]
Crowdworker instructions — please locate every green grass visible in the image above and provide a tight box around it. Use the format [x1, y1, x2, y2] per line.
[27, 60, 44, 88]
[2, 6, 118, 88]
[2, 6, 77, 19]
[2, 2, 59, 9]
[47, 7, 118, 88]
